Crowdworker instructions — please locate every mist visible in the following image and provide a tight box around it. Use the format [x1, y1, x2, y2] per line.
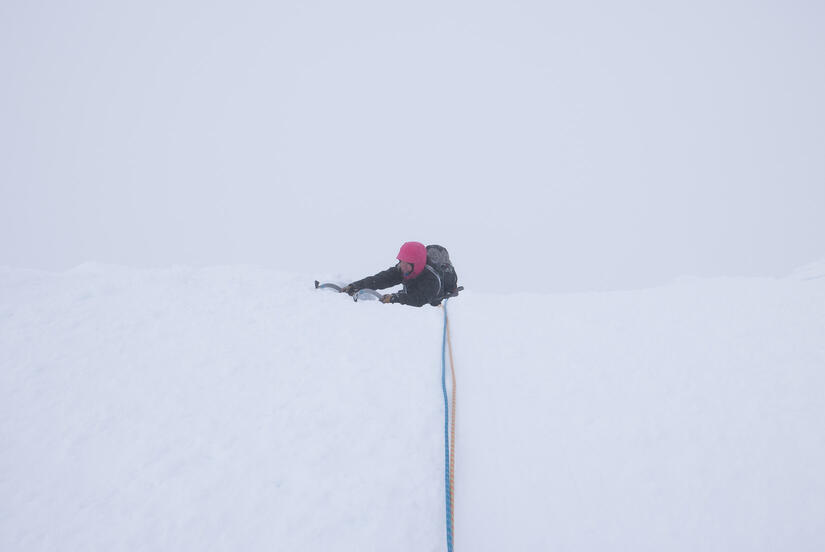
[2, 1, 823, 292]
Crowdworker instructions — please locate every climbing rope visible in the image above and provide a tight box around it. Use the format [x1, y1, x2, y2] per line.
[441, 299, 457, 552]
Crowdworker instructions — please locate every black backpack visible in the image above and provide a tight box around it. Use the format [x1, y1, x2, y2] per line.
[425, 244, 459, 305]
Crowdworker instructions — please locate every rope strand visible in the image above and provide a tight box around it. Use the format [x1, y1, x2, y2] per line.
[447, 307, 456, 540]
[441, 300, 456, 552]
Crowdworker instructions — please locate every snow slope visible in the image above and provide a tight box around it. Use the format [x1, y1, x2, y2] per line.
[2, 264, 824, 551]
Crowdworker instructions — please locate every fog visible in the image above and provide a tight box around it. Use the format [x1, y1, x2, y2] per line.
[2, 1, 823, 292]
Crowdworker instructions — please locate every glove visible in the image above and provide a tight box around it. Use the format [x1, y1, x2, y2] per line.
[380, 294, 397, 304]
[342, 284, 358, 296]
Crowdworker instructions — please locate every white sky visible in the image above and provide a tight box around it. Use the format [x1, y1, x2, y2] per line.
[2, 1, 823, 292]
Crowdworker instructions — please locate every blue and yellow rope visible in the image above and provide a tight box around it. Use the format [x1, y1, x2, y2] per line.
[441, 299, 456, 552]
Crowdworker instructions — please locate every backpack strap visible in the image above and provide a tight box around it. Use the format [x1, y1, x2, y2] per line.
[425, 264, 443, 298]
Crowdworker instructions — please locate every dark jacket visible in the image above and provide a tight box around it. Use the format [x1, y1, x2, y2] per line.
[349, 264, 441, 307]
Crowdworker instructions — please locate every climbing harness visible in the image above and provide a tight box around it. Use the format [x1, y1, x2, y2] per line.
[441, 299, 457, 552]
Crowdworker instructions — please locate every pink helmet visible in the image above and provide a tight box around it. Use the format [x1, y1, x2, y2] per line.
[397, 241, 427, 279]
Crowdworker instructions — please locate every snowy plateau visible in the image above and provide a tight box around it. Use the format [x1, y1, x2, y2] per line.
[1, 262, 824, 551]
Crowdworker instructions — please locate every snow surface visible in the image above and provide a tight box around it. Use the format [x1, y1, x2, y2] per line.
[2, 264, 824, 551]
